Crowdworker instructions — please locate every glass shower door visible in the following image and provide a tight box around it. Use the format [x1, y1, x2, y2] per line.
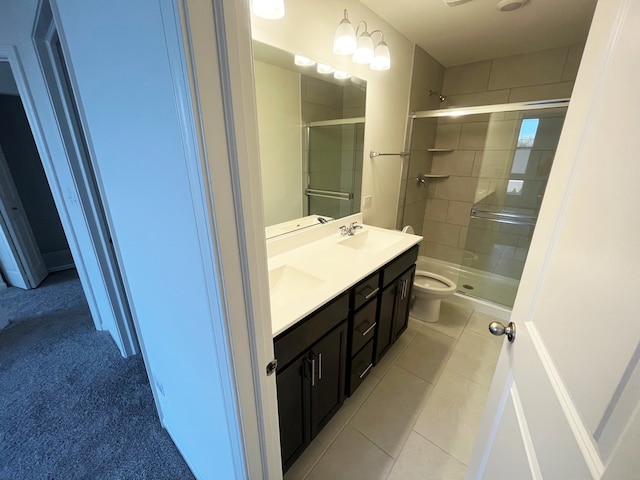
[461, 107, 567, 304]
[305, 121, 364, 220]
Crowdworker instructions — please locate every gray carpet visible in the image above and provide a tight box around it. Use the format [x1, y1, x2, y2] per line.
[0, 270, 195, 479]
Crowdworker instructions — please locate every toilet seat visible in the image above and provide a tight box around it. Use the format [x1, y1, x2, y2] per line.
[414, 271, 456, 294]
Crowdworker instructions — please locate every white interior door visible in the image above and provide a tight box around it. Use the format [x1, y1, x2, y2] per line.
[0, 143, 47, 289]
[468, 1, 640, 478]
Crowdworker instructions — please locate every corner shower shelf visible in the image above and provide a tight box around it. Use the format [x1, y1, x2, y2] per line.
[427, 148, 454, 153]
[422, 174, 449, 178]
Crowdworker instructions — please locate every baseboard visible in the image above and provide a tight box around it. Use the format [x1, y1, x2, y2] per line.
[43, 249, 75, 272]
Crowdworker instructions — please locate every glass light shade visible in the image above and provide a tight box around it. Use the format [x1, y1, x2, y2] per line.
[333, 20, 357, 55]
[251, 0, 285, 20]
[294, 55, 316, 66]
[333, 70, 351, 80]
[352, 33, 374, 64]
[370, 42, 391, 70]
[316, 63, 334, 74]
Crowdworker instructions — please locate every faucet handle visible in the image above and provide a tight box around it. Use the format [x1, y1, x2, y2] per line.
[339, 225, 349, 236]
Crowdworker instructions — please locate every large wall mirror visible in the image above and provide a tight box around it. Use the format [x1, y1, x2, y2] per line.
[252, 41, 367, 238]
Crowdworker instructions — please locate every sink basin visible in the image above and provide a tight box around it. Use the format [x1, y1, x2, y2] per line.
[337, 229, 403, 254]
[268, 265, 325, 307]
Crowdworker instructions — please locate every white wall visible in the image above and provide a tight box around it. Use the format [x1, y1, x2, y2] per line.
[251, 0, 415, 228]
[254, 60, 304, 225]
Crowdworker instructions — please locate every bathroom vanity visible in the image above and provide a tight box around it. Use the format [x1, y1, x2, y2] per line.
[267, 216, 421, 471]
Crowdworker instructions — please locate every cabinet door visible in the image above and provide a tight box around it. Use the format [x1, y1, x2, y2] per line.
[393, 265, 416, 338]
[310, 321, 347, 437]
[277, 356, 311, 472]
[375, 281, 397, 364]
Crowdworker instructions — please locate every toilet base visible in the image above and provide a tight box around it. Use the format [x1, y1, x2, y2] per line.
[410, 296, 442, 323]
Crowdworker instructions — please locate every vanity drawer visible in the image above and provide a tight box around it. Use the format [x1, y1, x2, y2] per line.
[381, 245, 418, 288]
[275, 292, 349, 371]
[352, 272, 380, 311]
[350, 299, 377, 355]
[347, 339, 374, 396]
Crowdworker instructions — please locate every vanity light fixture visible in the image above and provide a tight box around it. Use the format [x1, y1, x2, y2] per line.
[317, 63, 334, 74]
[333, 9, 357, 55]
[251, 0, 285, 19]
[333, 70, 351, 80]
[332, 10, 391, 71]
[294, 54, 316, 66]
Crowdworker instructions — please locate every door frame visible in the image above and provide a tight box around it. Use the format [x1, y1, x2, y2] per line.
[0, 41, 137, 356]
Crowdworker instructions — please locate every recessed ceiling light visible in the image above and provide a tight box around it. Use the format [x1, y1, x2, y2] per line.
[496, 0, 529, 11]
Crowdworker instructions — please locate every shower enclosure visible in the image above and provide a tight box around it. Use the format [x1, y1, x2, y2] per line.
[401, 100, 569, 307]
[305, 118, 364, 220]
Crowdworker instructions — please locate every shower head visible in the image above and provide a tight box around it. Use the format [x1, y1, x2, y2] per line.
[429, 89, 447, 102]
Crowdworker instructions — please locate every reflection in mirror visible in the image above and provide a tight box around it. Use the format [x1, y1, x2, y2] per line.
[252, 41, 367, 238]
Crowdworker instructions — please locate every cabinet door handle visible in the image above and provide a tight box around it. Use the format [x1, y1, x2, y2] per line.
[360, 322, 377, 337]
[402, 278, 408, 299]
[358, 362, 373, 379]
[318, 353, 322, 380]
[360, 287, 379, 300]
[310, 357, 316, 387]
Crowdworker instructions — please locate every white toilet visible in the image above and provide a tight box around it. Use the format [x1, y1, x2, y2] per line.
[411, 271, 457, 323]
[401, 226, 457, 323]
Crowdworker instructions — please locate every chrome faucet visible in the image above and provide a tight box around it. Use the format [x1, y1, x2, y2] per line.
[339, 222, 363, 236]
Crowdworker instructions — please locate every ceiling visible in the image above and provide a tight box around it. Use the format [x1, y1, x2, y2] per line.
[359, 0, 598, 67]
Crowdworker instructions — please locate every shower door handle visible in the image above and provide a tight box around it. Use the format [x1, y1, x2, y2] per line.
[489, 321, 516, 343]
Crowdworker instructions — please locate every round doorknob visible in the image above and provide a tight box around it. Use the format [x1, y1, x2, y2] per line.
[489, 321, 516, 343]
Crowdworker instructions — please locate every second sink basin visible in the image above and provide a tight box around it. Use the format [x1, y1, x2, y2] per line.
[337, 229, 403, 254]
[269, 265, 325, 307]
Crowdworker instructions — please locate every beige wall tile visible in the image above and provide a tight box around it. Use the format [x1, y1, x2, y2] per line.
[442, 61, 491, 95]
[424, 198, 449, 222]
[408, 150, 432, 179]
[533, 116, 565, 150]
[432, 151, 475, 176]
[405, 179, 430, 205]
[423, 220, 461, 248]
[404, 199, 428, 228]
[410, 46, 446, 112]
[509, 81, 574, 103]
[537, 150, 555, 178]
[434, 176, 478, 202]
[444, 90, 510, 108]
[459, 122, 488, 150]
[474, 150, 513, 179]
[488, 46, 569, 90]
[494, 257, 525, 279]
[421, 241, 465, 265]
[484, 119, 518, 151]
[434, 124, 461, 149]
[411, 119, 438, 150]
[446, 201, 472, 227]
[562, 42, 586, 82]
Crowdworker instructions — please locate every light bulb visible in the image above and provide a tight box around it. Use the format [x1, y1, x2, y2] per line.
[352, 33, 374, 64]
[317, 63, 334, 74]
[370, 42, 391, 71]
[294, 55, 316, 66]
[333, 70, 351, 80]
[251, 0, 285, 20]
[333, 10, 357, 55]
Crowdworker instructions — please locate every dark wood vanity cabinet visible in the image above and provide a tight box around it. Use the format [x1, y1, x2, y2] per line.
[375, 246, 419, 364]
[274, 293, 349, 472]
[274, 244, 419, 472]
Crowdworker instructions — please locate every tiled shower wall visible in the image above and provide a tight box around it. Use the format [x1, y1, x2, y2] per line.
[401, 43, 584, 279]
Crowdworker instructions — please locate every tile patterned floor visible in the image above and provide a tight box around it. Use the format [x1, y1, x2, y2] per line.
[284, 299, 504, 480]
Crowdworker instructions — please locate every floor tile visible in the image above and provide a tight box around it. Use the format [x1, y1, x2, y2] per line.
[421, 299, 473, 339]
[446, 330, 502, 387]
[314, 372, 380, 447]
[395, 327, 457, 384]
[465, 310, 500, 337]
[305, 425, 394, 480]
[283, 439, 327, 480]
[350, 366, 432, 458]
[371, 318, 420, 379]
[414, 369, 490, 464]
[387, 431, 467, 480]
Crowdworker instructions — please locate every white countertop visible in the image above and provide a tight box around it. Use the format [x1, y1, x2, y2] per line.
[268, 216, 422, 337]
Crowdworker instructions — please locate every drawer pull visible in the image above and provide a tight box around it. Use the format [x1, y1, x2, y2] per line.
[360, 322, 377, 337]
[359, 287, 379, 300]
[318, 353, 322, 380]
[358, 363, 373, 379]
